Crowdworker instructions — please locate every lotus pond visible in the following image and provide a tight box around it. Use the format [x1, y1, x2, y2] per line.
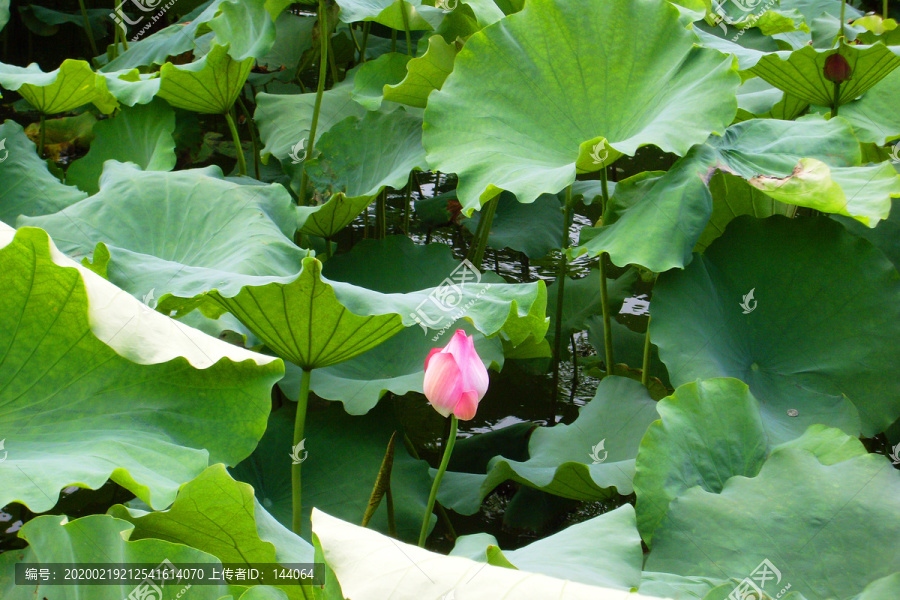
[2, 0, 900, 598]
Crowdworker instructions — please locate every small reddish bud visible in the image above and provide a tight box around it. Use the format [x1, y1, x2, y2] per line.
[824, 53, 852, 83]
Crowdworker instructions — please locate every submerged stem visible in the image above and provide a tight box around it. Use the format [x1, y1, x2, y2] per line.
[224, 110, 246, 176]
[291, 368, 312, 535]
[418, 415, 458, 547]
[299, 0, 331, 205]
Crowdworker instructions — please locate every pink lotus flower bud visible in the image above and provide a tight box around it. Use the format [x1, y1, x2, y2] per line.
[423, 330, 489, 420]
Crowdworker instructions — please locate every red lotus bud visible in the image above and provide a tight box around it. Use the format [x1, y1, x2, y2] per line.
[824, 53, 852, 83]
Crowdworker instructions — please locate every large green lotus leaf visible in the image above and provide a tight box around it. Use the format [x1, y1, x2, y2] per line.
[749, 158, 900, 226]
[157, 43, 254, 114]
[644, 449, 900, 599]
[0, 514, 233, 600]
[0, 59, 118, 114]
[569, 146, 716, 271]
[750, 43, 900, 107]
[653, 215, 900, 443]
[231, 402, 434, 543]
[66, 100, 177, 195]
[0, 225, 282, 514]
[18, 162, 304, 303]
[837, 67, 900, 145]
[297, 107, 428, 236]
[633, 378, 867, 544]
[423, 0, 740, 213]
[0, 120, 87, 226]
[461, 191, 564, 259]
[335, 0, 444, 29]
[97, 68, 163, 106]
[695, 171, 793, 253]
[350, 52, 411, 109]
[637, 571, 729, 600]
[255, 88, 366, 163]
[312, 509, 674, 599]
[257, 12, 317, 71]
[0, 0, 8, 31]
[383, 35, 458, 108]
[482, 376, 659, 501]
[455, 505, 643, 590]
[210, 0, 278, 61]
[109, 464, 313, 600]
[833, 198, 900, 270]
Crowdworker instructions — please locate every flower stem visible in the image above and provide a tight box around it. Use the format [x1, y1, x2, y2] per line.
[292, 367, 312, 535]
[400, 2, 413, 56]
[224, 110, 246, 176]
[418, 415, 457, 547]
[299, 0, 330, 205]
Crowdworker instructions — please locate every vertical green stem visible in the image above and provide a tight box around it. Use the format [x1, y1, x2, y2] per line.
[237, 97, 260, 179]
[885, 0, 890, 19]
[840, 0, 846, 39]
[550, 185, 572, 417]
[598, 166, 614, 377]
[467, 197, 498, 269]
[400, 4, 413, 56]
[641, 315, 652, 387]
[376, 189, 386, 239]
[360, 22, 370, 62]
[403, 175, 412, 235]
[418, 415, 458, 547]
[299, 0, 331, 205]
[38, 114, 46, 158]
[224, 110, 247, 176]
[77, 0, 99, 58]
[292, 367, 312, 535]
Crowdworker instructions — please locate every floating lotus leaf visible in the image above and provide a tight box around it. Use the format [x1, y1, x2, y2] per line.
[424, 0, 740, 213]
[0, 120, 87, 226]
[0, 225, 282, 513]
[644, 448, 900, 599]
[109, 464, 312, 600]
[0, 58, 117, 114]
[383, 35, 458, 108]
[311, 509, 675, 599]
[633, 378, 867, 544]
[255, 88, 366, 163]
[750, 43, 900, 107]
[66, 100, 177, 195]
[157, 43, 254, 114]
[482, 376, 659, 501]
[652, 216, 900, 443]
